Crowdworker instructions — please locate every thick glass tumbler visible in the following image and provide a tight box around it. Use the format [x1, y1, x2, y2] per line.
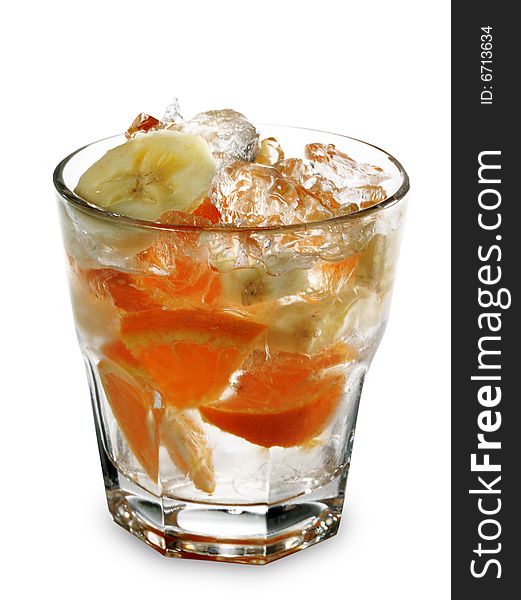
[54, 126, 409, 564]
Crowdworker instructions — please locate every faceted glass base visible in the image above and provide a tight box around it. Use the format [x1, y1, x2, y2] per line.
[87, 353, 359, 564]
[103, 463, 346, 565]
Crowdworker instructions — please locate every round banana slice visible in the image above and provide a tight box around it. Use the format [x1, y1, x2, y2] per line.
[221, 265, 310, 306]
[266, 294, 358, 354]
[75, 130, 217, 221]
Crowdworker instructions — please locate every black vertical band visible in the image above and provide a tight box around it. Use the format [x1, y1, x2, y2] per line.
[452, 4, 517, 595]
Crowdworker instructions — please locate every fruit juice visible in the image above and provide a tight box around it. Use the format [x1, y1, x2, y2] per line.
[55, 101, 409, 562]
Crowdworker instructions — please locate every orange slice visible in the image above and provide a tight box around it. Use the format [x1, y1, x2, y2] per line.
[101, 339, 147, 379]
[121, 309, 267, 409]
[200, 345, 349, 447]
[162, 408, 215, 493]
[77, 252, 221, 315]
[98, 360, 160, 481]
[192, 197, 222, 223]
[100, 343, 217, 493]
[322, 254, 360, 290]
[79, 267, 161, 312]
[121, 308, 267, 347]
[100, 271, 161, 312]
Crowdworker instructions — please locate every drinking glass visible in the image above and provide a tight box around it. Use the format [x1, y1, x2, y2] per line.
[54, 126, 409, 564]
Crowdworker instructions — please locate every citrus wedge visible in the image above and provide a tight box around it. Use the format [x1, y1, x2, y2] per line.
[121, 309, 267, 409]
[100, 342, 217, 493]
[191, 197, 222, 223]
[321, 254, 360, 293]
[200, 344, 349, 447]
[98, 360, 159, 481]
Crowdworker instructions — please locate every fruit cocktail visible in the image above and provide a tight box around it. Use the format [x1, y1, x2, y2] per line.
[54, 101, 409, 564]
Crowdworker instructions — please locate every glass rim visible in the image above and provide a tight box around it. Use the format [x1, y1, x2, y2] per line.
[53, 124, 410, 233]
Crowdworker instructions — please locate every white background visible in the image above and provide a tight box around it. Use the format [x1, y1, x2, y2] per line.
[1, 1, 450, 598]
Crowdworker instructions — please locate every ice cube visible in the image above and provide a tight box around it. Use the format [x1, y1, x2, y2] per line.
[343, 185, 387, 209]
[59, 201, 155, 269]
[210, 162, 334, 227]
[276, 158, 341, 211]
[255, 137, 284, 166]
[125, 113, 164, 139]
[155, 209, 213, 227]
[163, 97, 184, 124]
[181, 109, 259, 164]
[277, 147, 389, 212]
[305, 143, 388, 187]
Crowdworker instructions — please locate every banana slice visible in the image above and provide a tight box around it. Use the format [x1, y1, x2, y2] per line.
[75, 130, 216, 221]
[221, 265, 309, 306]
[358, 231, 403, 294]
[161, 408, 216, 494]
[67, 257, 120, 344]
[341, 293, 389, 341]
[266, 294, 358, 354]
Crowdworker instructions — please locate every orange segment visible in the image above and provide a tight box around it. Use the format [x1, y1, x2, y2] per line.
[121, 309, 267, 408]
[79, 267, 161, 312]
[101, 271, 161, 311]
[201, 373, 344, 448]
[98, 360, 159, 481]
[200, 345, 349, 447]
[101, 339, 150, 383]
[122, 308, 267, 349]
[136, 343, 242, 408]
[192, 197, 222, 223]
[102, 339, 141, 370]
[322, 254, 360, 289]
[77, 252, 221, 314]
[100, 343, 216, 493]
[71, 226, 222, 313]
